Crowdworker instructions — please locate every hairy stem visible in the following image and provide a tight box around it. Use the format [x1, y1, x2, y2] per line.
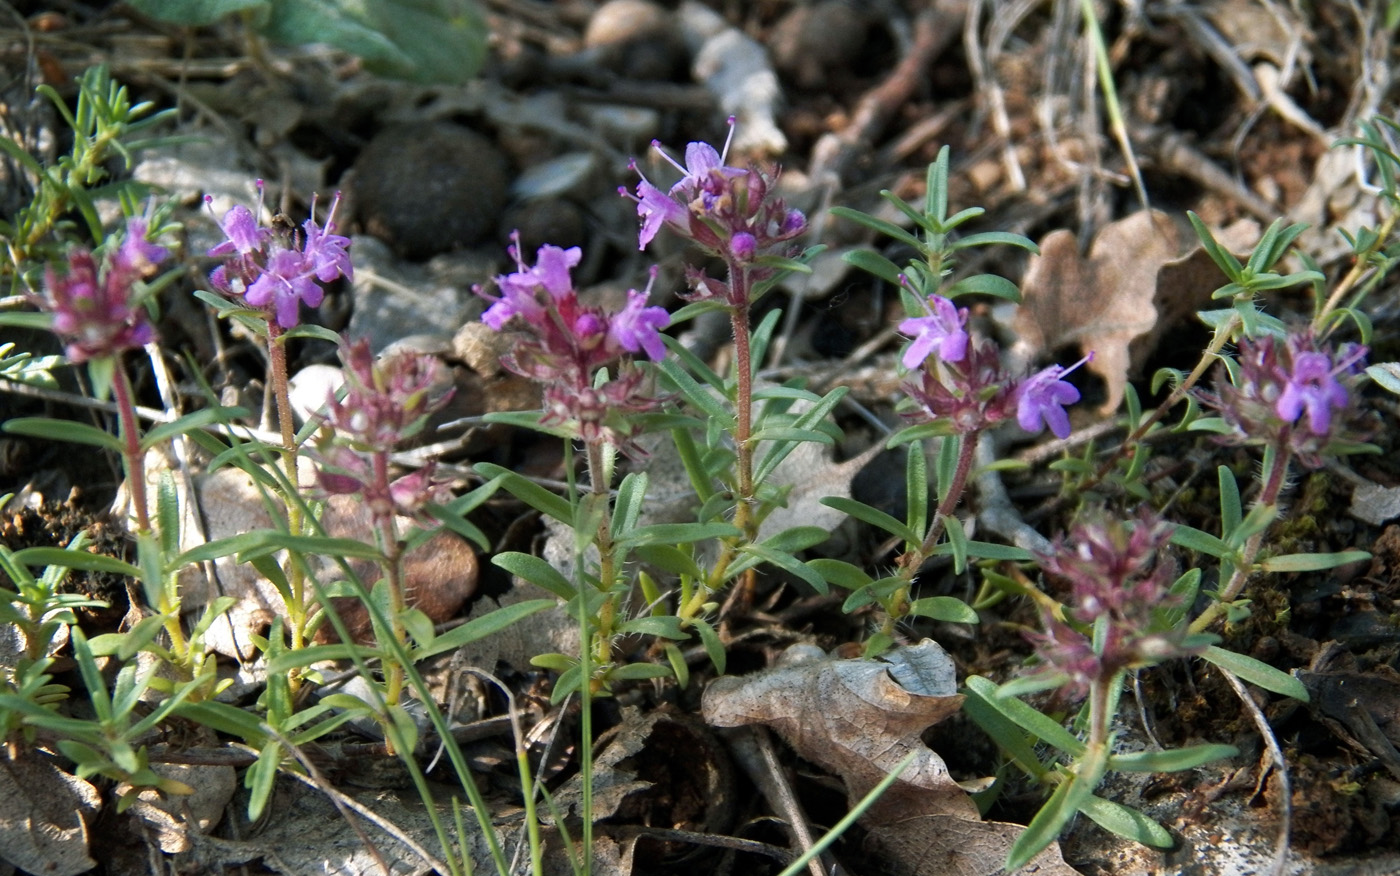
[111, 359, 151, 535]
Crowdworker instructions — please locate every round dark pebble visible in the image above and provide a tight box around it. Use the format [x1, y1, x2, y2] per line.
[352, 122, 509, 260]
[500, 198, 588, 256]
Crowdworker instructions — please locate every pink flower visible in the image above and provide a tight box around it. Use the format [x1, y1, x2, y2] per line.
[41, 223, 168, 362]
[631, 179, 689, 250]
[610, 288, 670, 361]
[1016, 353, 1092, 439]
[898, 294, 969, 369]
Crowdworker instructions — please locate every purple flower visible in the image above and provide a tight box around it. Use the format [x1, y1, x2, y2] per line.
[303, 193, 352, 283]
[245, 249, 322, 329]
[208, 205, 265, 258]
[898, 294, 969, 369]
[632, 179, 690, 250]
[610, 287, 670, 361]
[1016, 353, 1092, 439]
[112, 219, 170, 277]
[205, 187, 353, 329]
[1276, 350, 1353, 435]
[654, 121, 743, 195]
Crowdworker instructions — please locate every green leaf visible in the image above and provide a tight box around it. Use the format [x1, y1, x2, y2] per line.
[1006, 775, 1081, 872]
[1366, 363, 1400, 395]
[1200, 645, 1309, 701]
[761, 526, 830, 554]
[961, 683, 1048, 779]
[1259, 550, 1370, 573]
[839, 248, 903, 285]
[634, 544, 703, 580]
[1169, 525, 1232, 558]
[964, 675, 1085, 756]
[474, 463, 573, 524]
[1077, 795, 1174, 848]
[944, 272, 1022, 302]
[820, 497, 919, 544]
[691, 617, 726, 674]
[173, 531, 383, 566]
[141, 406, 247, 448]
[617, 615, 686, 638]
[828, 206, 923, 251]
[948, 231, 1039, 254]
[1108, 743, 1238, 773]
[740, 543, 827, 593]
[621, 522, 741, 547]
[10, 547, 142, 578]
[608, 662, 672, 682]
[491, 552, 575, 601]
[416, 598, 555, 658]
[3, 417, 122, 452]
[907, 596, 978, 624]
[807, 558, 872, 591]
[611, 472, 648, 543]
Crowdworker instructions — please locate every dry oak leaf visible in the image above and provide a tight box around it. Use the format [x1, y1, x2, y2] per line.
[1014, 210, 1259, 414]
[702, 641, 1081, 876]
[0, 749, 101, 876]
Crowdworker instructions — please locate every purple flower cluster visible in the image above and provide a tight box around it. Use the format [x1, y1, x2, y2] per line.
[206, 185, 352, 329]
[1028, 510, 1201, 699]
[1209, 332, 1368, 468]
[900, 291, 1089, 439]
[40, 219, 169, 362]
[313, 338, 453, 522]
[477, 237, 670, 451]
[625, 120, 806, 305]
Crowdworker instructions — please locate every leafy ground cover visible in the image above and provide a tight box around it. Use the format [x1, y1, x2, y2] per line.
[4, 1, 1400, 875]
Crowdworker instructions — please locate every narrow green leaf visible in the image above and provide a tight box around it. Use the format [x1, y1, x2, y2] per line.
[10, 547, 141, 578]
[1259, 550, 1370, 573]
[907, 596, 978, 624]
[1201, 645, 1309, 701]
[474, 463, 573, 524]
[491, 552, 575, 601]
[965, 675, 1085, 755]
[1168, 525, 1232, 558]
[4, 417, 122, 452]
[741, 543, 827, 593]
[820, 497, 919, 544]
[807, 558, 873, 591]
[1006, 776, 1080, 872]
[961, 683, 1048, 779]
[839, 249, 903, 285]
[692, 617, 726, 674]
[1077, 795, 1174, 848]
[621, 522, 741, 547]
[635, 544, 703, 580]
[1108, 743, 1238, 773]
[609, 662, 672, 681]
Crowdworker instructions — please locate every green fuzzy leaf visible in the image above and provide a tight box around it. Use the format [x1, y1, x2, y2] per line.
[761, 526, 830, 554]
[621, 522, 741, 547]
[828, 206, 923, 251]
[1366, 362, 1400, 395]
[1201, 645, 1308, 701]
[416, 599, 555, 659]
[1006, 775, 1081, 872]
[740, 543, 827, 593]
[961, 683, 1048, 779]
[634, 544, 703, 580]
[617, 615, 686, 638]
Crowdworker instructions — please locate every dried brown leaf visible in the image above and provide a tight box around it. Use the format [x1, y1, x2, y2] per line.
[702, 641, 1081, 875]
[1015, 210, 1259, 414]
[0, 750, 100, 876]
